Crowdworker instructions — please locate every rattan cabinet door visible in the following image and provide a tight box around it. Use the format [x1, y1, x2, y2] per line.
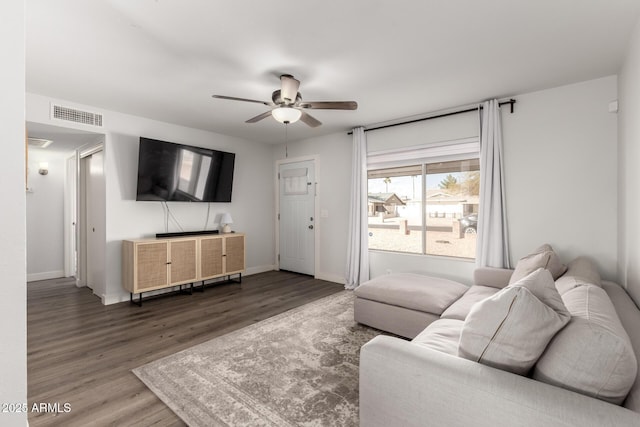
[200, 236, 224, 279]
[135, 241, 169, 291]
[225, 234, 245, 274]
[169, 239, 198, 285]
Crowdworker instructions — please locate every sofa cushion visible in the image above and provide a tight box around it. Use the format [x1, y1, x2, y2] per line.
[412, 318, 464, 356]
[459, 268, 570, 375]
[440, 285, 500, 321]
[473, 267, 513, 289]
[509, 244, 567, 285]
[354, 273, 468, 315]
[554, 256, 602, 295]
[533, 284, 637, 405]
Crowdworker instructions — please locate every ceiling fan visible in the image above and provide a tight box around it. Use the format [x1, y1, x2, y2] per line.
[212, 74, 357, 128]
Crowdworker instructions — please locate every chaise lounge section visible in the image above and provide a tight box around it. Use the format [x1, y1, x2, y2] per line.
[354, 273, 469, 339]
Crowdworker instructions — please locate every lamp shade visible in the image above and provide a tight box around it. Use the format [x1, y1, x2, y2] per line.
[38, 162, 49, 175]
[221, 212, 233, 225]
[272, 107, 302, 124]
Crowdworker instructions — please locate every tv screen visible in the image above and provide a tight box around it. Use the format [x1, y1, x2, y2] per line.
[136, 137, 235, 202]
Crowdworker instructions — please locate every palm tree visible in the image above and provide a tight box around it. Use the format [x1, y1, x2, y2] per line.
[438, 174, 458, 191]
[383, 177, 391, 192]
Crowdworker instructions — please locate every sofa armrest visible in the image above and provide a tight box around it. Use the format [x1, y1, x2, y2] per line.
[473, 267, 513, 288]
[360, 336, 639, 427]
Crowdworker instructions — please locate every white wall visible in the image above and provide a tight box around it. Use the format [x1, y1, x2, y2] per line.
[26, 148, 68, 281]
[273, 132, 352, 283]
[282, 76, 619, 287]
[0, 1, 27, 425]
[27, 93, 276, 304]
[502, 76, 618, 279]
[618, 17, 640, 305]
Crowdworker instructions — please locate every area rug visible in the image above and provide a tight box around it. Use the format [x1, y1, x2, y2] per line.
[133, 291, 383, 426]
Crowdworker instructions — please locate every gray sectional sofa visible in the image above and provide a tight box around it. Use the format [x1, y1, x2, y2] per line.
[355, 249, 640, 426]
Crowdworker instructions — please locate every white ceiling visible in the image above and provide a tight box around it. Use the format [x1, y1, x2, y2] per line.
[26, 0, 640, 144]
[27, 122, 104, 154]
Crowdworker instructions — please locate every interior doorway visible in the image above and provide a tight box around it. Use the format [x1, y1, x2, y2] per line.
[25, 122, 104, 292]
[77, 144, 105, 294]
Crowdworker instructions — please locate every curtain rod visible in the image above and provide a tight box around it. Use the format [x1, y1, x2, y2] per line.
[348, 99, 516, 135]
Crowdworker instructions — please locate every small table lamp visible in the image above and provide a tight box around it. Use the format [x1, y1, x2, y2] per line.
[221, 213, 233, 233]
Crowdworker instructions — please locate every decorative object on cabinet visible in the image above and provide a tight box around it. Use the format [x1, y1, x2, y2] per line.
[220, 212, 233, 233]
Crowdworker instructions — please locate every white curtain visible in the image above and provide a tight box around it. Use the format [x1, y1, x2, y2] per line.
[345, 127, 370, 289]
[476, 100, 511, 268]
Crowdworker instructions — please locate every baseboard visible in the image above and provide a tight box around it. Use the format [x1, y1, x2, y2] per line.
[102, 293, 130, 305]
[27, 270, 65, 282]
[245, 265, 276, 276]
[315, 272, 346, 285]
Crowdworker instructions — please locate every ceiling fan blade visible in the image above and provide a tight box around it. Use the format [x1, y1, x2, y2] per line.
[212, 95, 272, 106]
[300, 111, 322, 128]
[280, 75, 300, 104]
[298, 101, 358, 110]
[245, 110, 273, 123]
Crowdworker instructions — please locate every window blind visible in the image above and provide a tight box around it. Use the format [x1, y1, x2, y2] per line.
[367, 137, 479, 170]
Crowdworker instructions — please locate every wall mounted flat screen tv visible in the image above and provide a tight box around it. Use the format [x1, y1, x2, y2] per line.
[136, 137, 235, 202]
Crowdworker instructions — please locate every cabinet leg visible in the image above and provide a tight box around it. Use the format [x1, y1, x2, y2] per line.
[195, 281, 205, 292]
[130, 292, 142, 307]
[226, 273, 242, 285]
[178, 284, 193, 295]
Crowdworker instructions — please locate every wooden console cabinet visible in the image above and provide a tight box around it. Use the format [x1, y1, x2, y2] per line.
[122, 233, 245, 301]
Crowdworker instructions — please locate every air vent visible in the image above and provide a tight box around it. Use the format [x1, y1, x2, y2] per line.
[51, 104, 103, 127]
[27, 138, 53, 148]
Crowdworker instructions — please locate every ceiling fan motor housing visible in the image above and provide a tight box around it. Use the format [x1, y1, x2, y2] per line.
[272, 90, 302, 106]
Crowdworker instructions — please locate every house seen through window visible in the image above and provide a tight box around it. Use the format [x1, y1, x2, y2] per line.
[367, 158, 479, 259]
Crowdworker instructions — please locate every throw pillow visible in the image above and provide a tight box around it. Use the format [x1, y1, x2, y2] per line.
[509, 244, 567, 284]
[554, 256, 602, 295]
[458, 268, 571, 375]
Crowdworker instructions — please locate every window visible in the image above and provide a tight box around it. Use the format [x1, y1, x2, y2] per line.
[178, 149, 211, 200]
[367, 153, 479, 259]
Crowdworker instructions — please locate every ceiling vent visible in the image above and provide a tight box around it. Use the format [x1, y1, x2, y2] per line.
[27, 138, 53, 148]
[51, 104, 104, 127]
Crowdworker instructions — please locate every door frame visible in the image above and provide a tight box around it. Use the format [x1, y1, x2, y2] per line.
[76, 142, 104, 289]
[64, 153, 77, 277]
[275, 155, 320, 277]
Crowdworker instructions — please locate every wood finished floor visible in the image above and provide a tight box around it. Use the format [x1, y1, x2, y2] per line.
[27, 271, 344, 426]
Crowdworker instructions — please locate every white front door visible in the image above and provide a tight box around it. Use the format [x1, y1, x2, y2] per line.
[278, 160, 315, 275]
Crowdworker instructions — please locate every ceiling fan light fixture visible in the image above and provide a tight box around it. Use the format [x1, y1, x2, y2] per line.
[272, 106, 302, 124]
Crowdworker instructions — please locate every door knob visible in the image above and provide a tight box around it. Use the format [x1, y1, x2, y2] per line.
[308, 225, 314, 230]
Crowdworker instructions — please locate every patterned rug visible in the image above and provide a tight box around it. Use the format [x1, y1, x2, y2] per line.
[133, 291, 382, 426]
